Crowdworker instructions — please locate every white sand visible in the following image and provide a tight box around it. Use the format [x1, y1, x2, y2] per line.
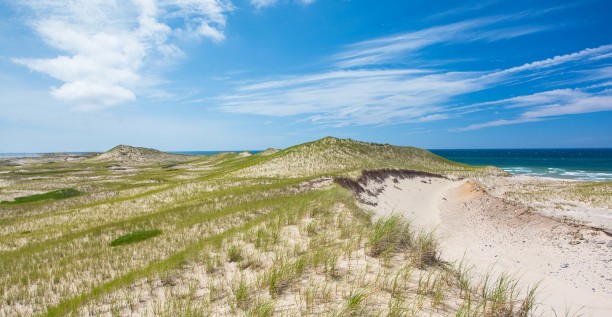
[360, 175, 612, 317]
[480, 175, 612, 231]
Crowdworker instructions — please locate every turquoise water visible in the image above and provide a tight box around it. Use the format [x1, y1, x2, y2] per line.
[430, 149, 612, 181]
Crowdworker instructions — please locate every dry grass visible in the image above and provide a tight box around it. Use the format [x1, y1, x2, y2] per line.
[0, 138, 542, 317]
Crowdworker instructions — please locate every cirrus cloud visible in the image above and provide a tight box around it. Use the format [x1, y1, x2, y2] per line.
[458, 87, 612, 131]
[218, 9, 612, 128]
[250, 0, 316, 10]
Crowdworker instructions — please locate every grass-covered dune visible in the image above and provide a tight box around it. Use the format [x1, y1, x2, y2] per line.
[0, 137, 531, 317]
[87, 144, 196, 166]
[241, 137, 507, 178]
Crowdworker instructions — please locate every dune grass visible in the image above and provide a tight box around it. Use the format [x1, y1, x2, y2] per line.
[1, 188, 80, 205]
[368, 214, 413, 257]
[109, 229, 163, 247]
[0, 137, 545, 317]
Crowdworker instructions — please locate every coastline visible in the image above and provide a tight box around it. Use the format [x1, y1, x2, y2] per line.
[430, 148, 612, 182]
[500, 168, 612, 182]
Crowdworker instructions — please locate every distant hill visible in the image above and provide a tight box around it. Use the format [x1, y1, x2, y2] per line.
[85, 139, 506, 175]
[257, 148, 280, 156]
[87, 145, 195, 165]
[235, 137, 507, 178]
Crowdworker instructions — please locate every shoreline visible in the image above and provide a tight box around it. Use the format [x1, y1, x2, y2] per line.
[502, 170, 612, 182]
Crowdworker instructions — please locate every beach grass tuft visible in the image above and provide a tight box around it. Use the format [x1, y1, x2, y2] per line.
[368, 215, 412, 257]
[109, 229, 163, 247]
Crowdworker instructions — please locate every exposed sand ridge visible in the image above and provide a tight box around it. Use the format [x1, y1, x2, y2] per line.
[337, 169, 612, 317]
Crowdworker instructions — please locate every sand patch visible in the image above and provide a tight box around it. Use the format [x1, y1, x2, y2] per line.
[480, 175, 612, 231]
[357, 174, 612, 317]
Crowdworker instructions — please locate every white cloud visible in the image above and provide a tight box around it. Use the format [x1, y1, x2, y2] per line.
[425, 1, 500, 21]
[12, 0, 233, 109]
[520, 89, 612, 118]
[250, 0, 278, 9]
[220, 37, 612, 127]
[220, 69, 483, 126]
[237, 69, 431, 91]
[249, 0, 315, 9]
[52, 82, 137, 110]
[458, 118, 542, 131]
[486, 45, 612, 77]
[217, 15, 569, 125]
[197, 23, 226, 42]
[474, 89, 582, 108]
[332, 16, 548, 68]
[459, 87, 612, 131]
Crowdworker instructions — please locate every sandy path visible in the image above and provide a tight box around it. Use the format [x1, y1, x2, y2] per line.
[361, 176, 612, 316]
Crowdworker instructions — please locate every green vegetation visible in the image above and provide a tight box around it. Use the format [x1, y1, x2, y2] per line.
[227, 244, 243, 262]
[369, 215, 413, 257]
[344, 288, 369, 315]
[0, 188, 80, 205]
[368, 215, 440, 268]
[87, 144, 195, 166]
[502, 179, 612, 210]
[236, 136, 504, 179]
[109, 229, 163, 247]
[0, 137, 546, 316]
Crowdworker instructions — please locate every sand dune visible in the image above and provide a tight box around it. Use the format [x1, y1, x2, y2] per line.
[359, 174, 612, 317]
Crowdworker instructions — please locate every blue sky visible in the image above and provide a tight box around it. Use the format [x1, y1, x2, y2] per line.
[1, 0, 611, 152]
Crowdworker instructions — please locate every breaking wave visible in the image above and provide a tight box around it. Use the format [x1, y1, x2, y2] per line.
[502, 167, 612, 181]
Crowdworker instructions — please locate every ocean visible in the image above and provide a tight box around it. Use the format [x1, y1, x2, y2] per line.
[430, 149, 612, 181]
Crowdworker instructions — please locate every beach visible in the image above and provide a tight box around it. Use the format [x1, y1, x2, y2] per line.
[358, 173, 612, 316]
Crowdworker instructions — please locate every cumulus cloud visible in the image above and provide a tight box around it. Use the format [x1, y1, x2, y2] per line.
[13, 0, 233, 109]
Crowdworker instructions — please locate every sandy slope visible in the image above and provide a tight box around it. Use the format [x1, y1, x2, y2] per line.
[360, 175, 612, 316]
[479, 175, 612, 231]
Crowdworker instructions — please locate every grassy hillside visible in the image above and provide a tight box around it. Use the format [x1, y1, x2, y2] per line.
[0, 138, 530, 317]
[238, 137, 506, 178]
[87, 145, 196, 166]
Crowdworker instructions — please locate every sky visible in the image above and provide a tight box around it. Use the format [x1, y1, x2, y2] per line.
[1, 0, 611, 152]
